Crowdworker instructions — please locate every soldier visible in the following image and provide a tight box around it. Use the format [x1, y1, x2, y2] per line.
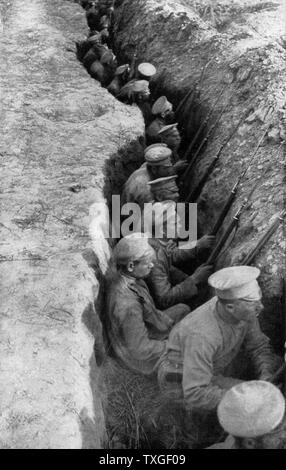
[158, 123, 182, 163]
[158, 266, 282, 413]
[143, 201, 214, 309]
[107, 64, 131, 96]
[121, 144, 176, 208]
[208, 381, 286, 449]
[117, 79, 150, 106]
[76, 30, 108, 62]
[105, 233, 190, 376]
[148, 175, 180, 203]
[146, 96, 175, 145]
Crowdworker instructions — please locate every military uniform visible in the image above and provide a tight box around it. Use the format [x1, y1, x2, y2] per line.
[158, 295, 280, 411]
[147, 239, 199, 309]
[121, 145, 174, 208]
[106, 273, 189, 376]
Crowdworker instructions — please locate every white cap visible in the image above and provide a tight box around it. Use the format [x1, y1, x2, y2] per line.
[137, 63, 157, 78]
[218, 381, 285, 438]
[208, 266, 261, 301]
[113, 233, 151, 265]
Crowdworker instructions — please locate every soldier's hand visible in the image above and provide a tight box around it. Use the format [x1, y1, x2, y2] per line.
[173, 160, 188, 174]
[196, 234, 216, 251]
[192, 264, 214, 284]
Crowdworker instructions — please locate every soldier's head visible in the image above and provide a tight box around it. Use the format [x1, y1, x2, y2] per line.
[137, 63, 157, 82]
[144, 144, 175, 179]
[158, 123, 181, 152]
[139, 201, 180, 241]
[152, 96, 175, 122]
[113, 233, 155, 279]
[218, 381, 286, 449]
[208, 266, 263, 323]
[148, 176, 179, 203]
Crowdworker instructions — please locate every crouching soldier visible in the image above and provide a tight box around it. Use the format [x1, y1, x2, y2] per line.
[107, 64, 130, 96]
[158, 266, 282, 412]
[121, 144, 176, 209]
[141, 200, 214, 310]
[146, 96, 175, 145]
[105, 233, 190, 376]
[208, 381, 286, 449]
[148, 175, 180, 203]
[158, 123, 183, 164]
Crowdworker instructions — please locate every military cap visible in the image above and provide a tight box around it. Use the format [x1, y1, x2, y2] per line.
[152, 96, 173, 115]
[88, 33, 102, 44]
[208, 266, 261, 301]
[144, 145, 173, 165]
[158, 123, 179, 137]
[148, 175, 178, 191]
[137, 63, 157, 79]
[218, 381, 285, 438]
[113, 233, 152, 264]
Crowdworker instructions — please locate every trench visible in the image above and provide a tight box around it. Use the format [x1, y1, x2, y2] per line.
[69, 0, 286, 450]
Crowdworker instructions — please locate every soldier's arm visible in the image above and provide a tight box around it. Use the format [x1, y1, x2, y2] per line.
[171, 245, 198, 267]
[148, 258, 198, 309]
[182, 334, 226, 411]
[243, 316, 283, 378]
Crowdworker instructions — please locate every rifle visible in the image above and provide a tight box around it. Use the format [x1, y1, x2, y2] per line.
[175, 59, 212, 118]
[182, 99, 229, 185]
[183, 85, 228, 163]
[241, 209, 286, 265]
[208, 121, 275, 235]
[185, 110, 249, 203]
[206, 172, 267, 265]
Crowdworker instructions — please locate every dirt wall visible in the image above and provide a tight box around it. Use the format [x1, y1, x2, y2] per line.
[0, 0, 143, 448]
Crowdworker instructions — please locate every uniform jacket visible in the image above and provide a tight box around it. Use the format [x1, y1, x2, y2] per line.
[164, 296, 279, 411]
[106, 273, 188, 376]
[121, 163, 153, 208]
[147, 239, 199, 309]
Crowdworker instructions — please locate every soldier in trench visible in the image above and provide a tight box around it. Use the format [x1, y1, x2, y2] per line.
[157, 265, 282, 445]
[208, 381, 286, 449]
[140, 200, 215, 310]
[105, 233, 190, 376]
[146, 96, 176, 145]
[121, 144, 178, 209]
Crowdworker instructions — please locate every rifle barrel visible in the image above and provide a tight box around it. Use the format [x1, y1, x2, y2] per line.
[184, 85, 227, 161]
[211, 187, 238, 236]
[182, 100, 229, 183]
[207, 216, 239, 264]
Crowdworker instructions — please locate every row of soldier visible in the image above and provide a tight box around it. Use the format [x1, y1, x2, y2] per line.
[77, 0, 285, 449]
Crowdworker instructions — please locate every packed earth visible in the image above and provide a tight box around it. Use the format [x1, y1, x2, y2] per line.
[0, 0, 285, 450]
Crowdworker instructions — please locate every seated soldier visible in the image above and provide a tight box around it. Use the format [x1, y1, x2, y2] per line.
[148, 175, 180, 203]
[105, 233, 190, 376]
[158, 123, 183, 164]
[107, 64, 130, 96]
[146, 96, 175, 145]
[143, 201, 214, 309]
[117, 79, 150, 105]
[158, 266, 282, 413]
[121, 144, 176, 209]
[208, 381, 286, 449]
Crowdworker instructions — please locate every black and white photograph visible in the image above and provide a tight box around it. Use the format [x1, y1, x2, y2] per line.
[0, 0, 285, 452]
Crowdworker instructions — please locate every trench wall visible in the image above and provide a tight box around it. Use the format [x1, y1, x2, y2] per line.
[0, 0, 144, 448]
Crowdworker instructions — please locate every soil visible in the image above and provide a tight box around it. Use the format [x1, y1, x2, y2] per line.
[0, 0, 143, 448]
